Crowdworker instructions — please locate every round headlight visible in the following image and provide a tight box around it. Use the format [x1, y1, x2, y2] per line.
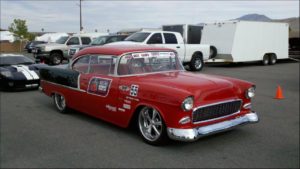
[1, 71, 13, 77]
[181, 97, 194, 111]
[246, 86, 255, 98]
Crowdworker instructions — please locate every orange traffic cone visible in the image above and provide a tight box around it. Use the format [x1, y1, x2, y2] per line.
[274, 85, 284, 99]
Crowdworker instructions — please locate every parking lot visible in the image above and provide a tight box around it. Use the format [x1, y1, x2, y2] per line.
[0, 58, 299, 168]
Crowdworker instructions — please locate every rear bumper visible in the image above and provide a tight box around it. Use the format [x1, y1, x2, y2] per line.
[167, 112, 259, 141]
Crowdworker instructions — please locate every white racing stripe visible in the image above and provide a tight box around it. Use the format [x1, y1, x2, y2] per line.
[11, 65, 39, 80]
[19, 65, 39, 80]
[12, 65, 33, 80]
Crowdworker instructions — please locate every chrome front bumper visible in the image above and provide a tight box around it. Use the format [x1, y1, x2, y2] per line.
[167, 112, 259, 141]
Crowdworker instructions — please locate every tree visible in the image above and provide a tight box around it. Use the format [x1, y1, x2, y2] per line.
[8, 19, 29, 41]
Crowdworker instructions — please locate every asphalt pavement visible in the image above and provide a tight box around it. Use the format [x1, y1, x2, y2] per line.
[0, 58, 299, 168]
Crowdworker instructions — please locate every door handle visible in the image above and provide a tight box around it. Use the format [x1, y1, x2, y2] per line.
[176, 46, 180, 48]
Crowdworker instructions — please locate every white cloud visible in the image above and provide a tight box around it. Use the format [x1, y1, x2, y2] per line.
[1, 0, 299, 33]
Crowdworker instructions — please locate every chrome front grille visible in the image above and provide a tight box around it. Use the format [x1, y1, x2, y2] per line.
[192, 100, 242, 123]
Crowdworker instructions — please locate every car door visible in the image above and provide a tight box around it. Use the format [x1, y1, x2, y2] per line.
[146, 33, 163, 47]
[81, 55, 120, 122]
[162, 33, 185, 61]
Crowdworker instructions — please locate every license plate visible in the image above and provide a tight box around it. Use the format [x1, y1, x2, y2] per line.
[32, 49, 37, 53]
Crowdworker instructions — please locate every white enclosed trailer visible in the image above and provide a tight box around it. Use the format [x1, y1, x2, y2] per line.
[201, 21, 289, 65]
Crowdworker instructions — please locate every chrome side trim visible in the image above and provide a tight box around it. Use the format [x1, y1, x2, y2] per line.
[167, 112, 259, 142]
[41, 80, 86, 93]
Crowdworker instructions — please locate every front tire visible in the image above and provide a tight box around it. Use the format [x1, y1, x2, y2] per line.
[50, 52, 63, 65]
[189, 53, 204, 71]
[53, 93, 68, 114]
[137, 106, 168, 145]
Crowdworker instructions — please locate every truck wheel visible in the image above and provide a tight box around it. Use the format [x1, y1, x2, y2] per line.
[269, 54, 277, 65]
[50, 52, 63, 65]
[262, 54, 269, 65]
[137, 106, 168, 145]
[209, 46, 217, 59]
[53, 93, 68, 114]
[189, 53, 204, 71]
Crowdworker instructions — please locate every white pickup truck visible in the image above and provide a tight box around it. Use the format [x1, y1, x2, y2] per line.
[109, 31, 210, 71]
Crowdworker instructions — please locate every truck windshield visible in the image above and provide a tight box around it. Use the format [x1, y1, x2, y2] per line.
[124, 32, 150, 42]
[90, 36, 108, 45]
[118, 51, 184, 76]
[56, 36, 69, 44]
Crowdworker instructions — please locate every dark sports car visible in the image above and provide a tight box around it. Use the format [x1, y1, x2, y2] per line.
[0, 54, 47, 90]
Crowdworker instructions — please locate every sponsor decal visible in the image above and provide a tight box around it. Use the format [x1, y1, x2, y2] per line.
[88, 77, 112, 97]
[119, 85, 130, 92]
[125, 96, 139, 102]
[130, 85, 139, 97]
[118, 108, 126, 112]
[124, 100, 131, 104]
[106, 105, 117, 112]
[123, 104, 131, 110]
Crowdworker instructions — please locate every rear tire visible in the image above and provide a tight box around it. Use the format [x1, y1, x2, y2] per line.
[209, 46, 217, 59]
[50, 52, 63, 65]
[262, 54, 269, 65]
[269, 54, 277, 65]
[53, 93, 68, 114]
[189, 53, 204, 71]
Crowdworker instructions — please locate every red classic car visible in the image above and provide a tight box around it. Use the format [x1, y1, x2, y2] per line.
[39, 45, 259, 145]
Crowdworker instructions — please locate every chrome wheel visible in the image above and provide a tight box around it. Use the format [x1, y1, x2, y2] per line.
[194, 58, 202, 70]
[138, 107, 163, 142]
[54, 93, 66, 112]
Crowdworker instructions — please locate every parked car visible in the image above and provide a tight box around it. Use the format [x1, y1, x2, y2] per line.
[0, 54, 46, 90]
[24, 41, 47, 53]
[68, 34, 128, 57]
[39, 45, 259, 145]
[109, 30, 210, 71]
[33, 33, 106, 65]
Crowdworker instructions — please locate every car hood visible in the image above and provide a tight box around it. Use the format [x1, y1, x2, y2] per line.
[124, 71, 250, 105]
[106, 41, 142, 46]
[36, 43, 65, 48]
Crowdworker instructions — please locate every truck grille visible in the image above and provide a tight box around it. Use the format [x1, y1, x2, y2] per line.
[192, 100, 242, 123]
[69, 49, 77, 56]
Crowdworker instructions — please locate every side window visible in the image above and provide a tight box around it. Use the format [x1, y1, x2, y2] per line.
[72, 55, 90, 73]
[106, 37, 119, 43]
[67, 37, 80, 45]
[89, 55, 116, 75]
[147, 33, 162, 44]
[81, 37, 91, 45]
[164, 33, 178, 44]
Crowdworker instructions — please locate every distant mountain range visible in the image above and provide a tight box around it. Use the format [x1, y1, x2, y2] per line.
[234, 14, 272, 22]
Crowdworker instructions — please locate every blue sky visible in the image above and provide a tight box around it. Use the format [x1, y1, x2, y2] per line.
[1, 0, 299, 33]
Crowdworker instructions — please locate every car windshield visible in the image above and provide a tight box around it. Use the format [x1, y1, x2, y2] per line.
[124, 32, 150, 42]
[0, 56, 34, 66]
[90, 36, 109, 45]
[56, 36, 69, 44]
[118, 51, 184, 75]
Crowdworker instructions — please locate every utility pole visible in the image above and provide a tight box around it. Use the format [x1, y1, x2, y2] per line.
[79, 0, 83, 32]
